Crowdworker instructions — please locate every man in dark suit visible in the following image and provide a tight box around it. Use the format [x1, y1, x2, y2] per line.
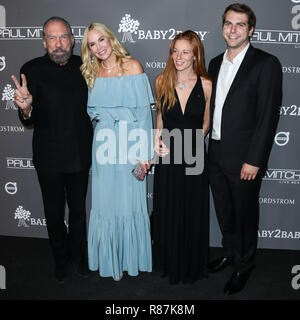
[208, 3, 282, 294]
[12, 17, 93, 284]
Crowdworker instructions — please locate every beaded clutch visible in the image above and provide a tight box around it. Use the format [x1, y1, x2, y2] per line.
[132, 162, 146, 181]
[131, 153, 158, 181]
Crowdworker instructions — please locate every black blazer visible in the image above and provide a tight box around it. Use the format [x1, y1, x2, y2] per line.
[18, 55, 93, 172]
[208, 45, 282, 174]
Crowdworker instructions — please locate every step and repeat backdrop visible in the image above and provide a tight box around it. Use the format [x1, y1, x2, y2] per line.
[0, 0, 299, 249]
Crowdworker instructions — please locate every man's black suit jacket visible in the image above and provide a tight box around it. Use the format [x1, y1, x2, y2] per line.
[208, 45, 282, 174]
[18, 54, 93, 172]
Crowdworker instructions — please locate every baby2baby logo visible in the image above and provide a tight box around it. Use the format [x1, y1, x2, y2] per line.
[118, 13, 208, 43]
[14, 205, 46, 227]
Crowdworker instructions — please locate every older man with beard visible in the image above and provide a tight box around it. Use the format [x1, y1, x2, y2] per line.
[12, 17, 93, 284]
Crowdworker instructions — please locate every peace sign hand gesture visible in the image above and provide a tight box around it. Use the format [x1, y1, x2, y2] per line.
[11, 74, 33, 116]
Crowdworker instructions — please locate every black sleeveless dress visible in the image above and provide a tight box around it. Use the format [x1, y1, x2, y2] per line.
[153, 76, 209, 284]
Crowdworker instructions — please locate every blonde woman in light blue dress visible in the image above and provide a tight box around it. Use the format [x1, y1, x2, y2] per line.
[80, 23, 153, 281]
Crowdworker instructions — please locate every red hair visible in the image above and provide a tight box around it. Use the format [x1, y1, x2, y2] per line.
[156, 30, 209, 113]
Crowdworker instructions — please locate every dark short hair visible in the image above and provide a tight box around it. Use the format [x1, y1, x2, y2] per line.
[43, 16, 73, 37]
[222, 3, 256, 30]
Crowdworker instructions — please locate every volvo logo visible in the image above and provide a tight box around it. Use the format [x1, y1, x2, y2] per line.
[274, 131, 290, 146]
[0, 56, 5, 71]
[5, 182, 17, 195]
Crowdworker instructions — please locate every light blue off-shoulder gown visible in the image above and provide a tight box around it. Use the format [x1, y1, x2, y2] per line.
[87, 73, 154, 280]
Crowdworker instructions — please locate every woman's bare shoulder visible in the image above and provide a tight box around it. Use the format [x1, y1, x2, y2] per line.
[122, 58, 144, 75]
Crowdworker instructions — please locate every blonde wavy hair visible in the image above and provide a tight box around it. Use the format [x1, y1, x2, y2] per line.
[80, 22, 131, 89]
[156, 30, 209, 113]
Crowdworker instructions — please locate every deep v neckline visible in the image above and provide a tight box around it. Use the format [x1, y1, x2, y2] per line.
[175, 77, 199, 116]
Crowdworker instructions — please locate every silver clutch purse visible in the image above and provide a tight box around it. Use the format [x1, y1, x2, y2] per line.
[132, 162, 146, 181]
[131, 153, 158, 181]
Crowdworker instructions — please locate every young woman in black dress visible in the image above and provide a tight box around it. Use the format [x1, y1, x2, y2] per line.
[153, 30, 212, 284]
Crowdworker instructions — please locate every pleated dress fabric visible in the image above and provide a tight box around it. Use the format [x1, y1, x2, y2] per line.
[87, 73, 154, 280]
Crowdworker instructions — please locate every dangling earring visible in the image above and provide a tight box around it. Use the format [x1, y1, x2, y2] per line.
[91, 56, 95, 64]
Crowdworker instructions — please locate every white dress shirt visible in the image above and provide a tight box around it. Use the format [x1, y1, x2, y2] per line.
[211, 43, 250, 140]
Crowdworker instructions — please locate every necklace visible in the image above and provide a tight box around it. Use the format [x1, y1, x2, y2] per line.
[101, 61, 117, 73]
[177, 79, 190, 90]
